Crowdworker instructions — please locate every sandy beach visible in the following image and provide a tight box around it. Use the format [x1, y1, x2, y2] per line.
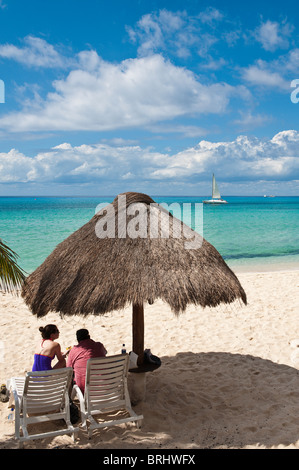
[0, 268, 299, 450]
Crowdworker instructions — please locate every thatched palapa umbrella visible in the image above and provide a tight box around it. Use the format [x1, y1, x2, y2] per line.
[22, 192, 247, 366]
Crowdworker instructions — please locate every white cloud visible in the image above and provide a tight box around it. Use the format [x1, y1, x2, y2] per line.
[198, 7, 224, 25]
[0, 131, 298, 186]
[0, 149, 34, 182]
[275, 48, 299, 75]
[241, 45, 299, 91]
[254, 20, 294, 52]
[76, 50, 102, 71]
[126, 8, 225, 60]
[147, 124, 208, 138]
[0, 142, 164, 184]
[127, 7, 244, 66]
[149, 130, 299, 181]
[0, 36, 71, 68]
[233, 111, 272, 130]
[241, 60, 290, 90]
[126, 9, 187, 57]
[223, 30, 241, 47]
[0, 53, 238, 132]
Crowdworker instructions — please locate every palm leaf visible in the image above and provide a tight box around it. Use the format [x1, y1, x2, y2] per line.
[0, 239, 26, 292]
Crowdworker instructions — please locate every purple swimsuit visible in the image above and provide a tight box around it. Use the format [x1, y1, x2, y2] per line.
[32, 353, 54, 371]
[32, 339, 55, 371]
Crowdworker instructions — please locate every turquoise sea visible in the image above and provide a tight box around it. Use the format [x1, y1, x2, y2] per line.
[0, 196, 299, 274]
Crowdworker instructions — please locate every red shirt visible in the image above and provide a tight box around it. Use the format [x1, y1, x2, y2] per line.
[67, 338, 107, 393]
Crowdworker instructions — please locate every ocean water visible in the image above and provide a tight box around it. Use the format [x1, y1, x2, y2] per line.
[0, 196, 298, 274]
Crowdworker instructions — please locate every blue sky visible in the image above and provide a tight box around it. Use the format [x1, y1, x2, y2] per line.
[0, 0, 298, 196]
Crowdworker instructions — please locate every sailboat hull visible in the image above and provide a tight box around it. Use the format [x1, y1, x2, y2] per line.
[203, 199, 228, 204]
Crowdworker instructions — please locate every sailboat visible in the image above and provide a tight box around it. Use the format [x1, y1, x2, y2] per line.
[203, 174, 228, 204]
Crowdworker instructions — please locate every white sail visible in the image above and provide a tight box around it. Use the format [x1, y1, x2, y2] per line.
[212, 174, 221, 199]
[203, 174, 227, 204]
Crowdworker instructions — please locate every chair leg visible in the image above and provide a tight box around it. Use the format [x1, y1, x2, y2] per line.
[71, 385, 87, 430]
[136, 417, 143, 428]
[81, 412, 87, 430]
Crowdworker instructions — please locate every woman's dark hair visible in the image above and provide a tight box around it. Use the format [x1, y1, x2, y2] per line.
[39, 324, 59, 339]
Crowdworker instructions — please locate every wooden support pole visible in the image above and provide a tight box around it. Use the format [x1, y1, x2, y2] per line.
[132, 303, 144, 365]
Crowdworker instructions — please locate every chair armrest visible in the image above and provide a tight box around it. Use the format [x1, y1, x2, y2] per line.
[7, 377, 25, 407]
[71, 384, 83, 401]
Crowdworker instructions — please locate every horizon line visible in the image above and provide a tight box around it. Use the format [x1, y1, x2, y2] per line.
[0, 194, 298, 198]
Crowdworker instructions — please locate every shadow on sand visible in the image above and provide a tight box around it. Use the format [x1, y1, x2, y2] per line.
[140, 351, 299, 449]
[1, 351, 298, 449]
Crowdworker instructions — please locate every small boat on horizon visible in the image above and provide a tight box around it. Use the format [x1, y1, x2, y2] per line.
[203, 174, 228, 205]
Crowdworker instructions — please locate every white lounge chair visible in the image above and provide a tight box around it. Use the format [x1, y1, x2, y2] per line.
[72, 354, 143, 437]
[8, 367, 79, 448]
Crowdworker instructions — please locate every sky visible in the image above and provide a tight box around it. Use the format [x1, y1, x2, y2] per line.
[0, 0, 298, 196]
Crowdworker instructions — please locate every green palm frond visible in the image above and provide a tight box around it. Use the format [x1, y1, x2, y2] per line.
[0, 239, 26, 292]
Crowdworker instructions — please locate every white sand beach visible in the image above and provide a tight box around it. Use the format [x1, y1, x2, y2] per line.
[0, 268, 299, 449]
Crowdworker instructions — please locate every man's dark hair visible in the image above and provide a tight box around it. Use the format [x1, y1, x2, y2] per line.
[76, 328, 90, 342]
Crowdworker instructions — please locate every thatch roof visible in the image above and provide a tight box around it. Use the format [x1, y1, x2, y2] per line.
[21, 192, 246, 318]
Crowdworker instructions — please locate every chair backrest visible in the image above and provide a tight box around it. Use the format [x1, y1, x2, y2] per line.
[85, 354, 129, 412]
[22, 367, 73, 415]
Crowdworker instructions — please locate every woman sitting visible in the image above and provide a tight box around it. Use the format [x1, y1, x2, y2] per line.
[32, 324, 67, 371]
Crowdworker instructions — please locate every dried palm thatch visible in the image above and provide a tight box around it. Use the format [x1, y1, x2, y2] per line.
[22, 192, 246, 364]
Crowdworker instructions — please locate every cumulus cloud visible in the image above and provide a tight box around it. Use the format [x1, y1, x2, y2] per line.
[0, 131, 298, 186]
[147, 124, 208, 138]
[254, 20, 294, 52]
[126, 9, 191, 57]
[271, 48, 299, 76]
[0, 36, 71, 68]
[150, 130, 299, 181]
[233, 111, 272, 130]
[241, 44, 299, 91]
[242, 63, 290, 90]
[126, 8, 227, 60]
[0, 143, 147, 184]
[240, 19, 296, 92]
[0, 149, 35, 182]
[198, 7, 224, 25]
[0, 53, 239, 132]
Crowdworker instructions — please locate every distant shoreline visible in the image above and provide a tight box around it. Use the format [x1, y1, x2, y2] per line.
[230, 260, 299, 274]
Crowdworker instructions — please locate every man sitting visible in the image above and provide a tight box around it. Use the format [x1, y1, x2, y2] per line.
[67, 328, 107, 393]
